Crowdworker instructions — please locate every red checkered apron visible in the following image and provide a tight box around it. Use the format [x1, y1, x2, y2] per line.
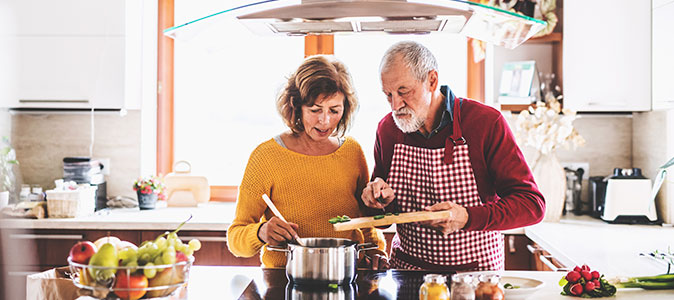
[388, 98, 504, 271]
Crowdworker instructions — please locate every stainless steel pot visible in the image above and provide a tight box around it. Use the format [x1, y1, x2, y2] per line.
[286, 282, 356, 300]
[268, 238, 377, 285]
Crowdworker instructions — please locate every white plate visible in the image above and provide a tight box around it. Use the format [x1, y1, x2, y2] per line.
[501, 276, 546, 300]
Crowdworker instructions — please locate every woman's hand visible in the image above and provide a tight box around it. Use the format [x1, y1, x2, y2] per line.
[362, 177, 395, 209]
[368, 254, 390, 270]
[258, 217, 300, 246]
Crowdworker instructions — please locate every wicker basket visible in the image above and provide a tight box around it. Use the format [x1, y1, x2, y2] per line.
[46, 186, 97, 218]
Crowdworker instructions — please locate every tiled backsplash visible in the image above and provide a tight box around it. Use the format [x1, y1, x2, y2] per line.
[10, 111, 142, 198]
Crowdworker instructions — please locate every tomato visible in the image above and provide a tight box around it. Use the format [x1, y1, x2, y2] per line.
[113, 271, 148, 300]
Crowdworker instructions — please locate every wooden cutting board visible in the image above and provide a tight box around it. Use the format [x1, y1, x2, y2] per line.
[332, 210, 452, 231]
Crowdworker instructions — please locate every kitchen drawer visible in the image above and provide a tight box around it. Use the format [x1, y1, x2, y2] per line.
[528, 243, 569, 272]
[504, 234, 534, 271]
[1, 265, 44, 300]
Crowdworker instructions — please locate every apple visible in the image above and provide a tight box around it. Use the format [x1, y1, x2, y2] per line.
[113, 270, 148, 300]
[94, 236, 121, 250]
[69, 241, 98, 264]
[176, 251, 188, 263]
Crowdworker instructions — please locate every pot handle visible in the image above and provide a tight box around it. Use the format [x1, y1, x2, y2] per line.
[266, 245, 290, 253]
[356, 243, 379, 253]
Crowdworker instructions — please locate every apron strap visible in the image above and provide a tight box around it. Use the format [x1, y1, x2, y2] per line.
[444, 97, 465, 164]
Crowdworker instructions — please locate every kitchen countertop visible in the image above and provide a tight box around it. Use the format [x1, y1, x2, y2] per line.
[81, 266, 670, 299]
[526, 215, 674, 277]
[0, 202, 237, 231]
[0, 201, 524, 234]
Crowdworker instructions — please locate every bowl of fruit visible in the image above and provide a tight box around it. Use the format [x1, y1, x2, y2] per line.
[67, 224, 201, 300]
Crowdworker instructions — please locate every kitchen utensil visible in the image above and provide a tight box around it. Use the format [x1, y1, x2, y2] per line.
[332, 210, 452, 231]
[268, 238, 378, 285]
[164, 160, 210, 207]
[261, 194, 304, 246]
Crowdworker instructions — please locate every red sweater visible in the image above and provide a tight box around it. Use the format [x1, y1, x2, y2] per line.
[372, 99, 545, 231]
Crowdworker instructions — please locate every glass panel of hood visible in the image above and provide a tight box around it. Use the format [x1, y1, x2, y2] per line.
[164, 0, 546, 49]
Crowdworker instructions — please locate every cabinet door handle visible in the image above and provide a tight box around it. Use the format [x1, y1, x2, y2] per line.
[178, 236, 227, 242]
[7, 271, 40, 277]
[19, 99, 89, 103]
[539, 255, 569, 272]
[508, 236, 517, 253]
[526, 244, 542, 254]
[9, 234, 83, 240]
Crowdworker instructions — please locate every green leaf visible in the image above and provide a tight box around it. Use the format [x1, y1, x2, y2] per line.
[559, 277, 568, 287]
[7, 160, 18, 165]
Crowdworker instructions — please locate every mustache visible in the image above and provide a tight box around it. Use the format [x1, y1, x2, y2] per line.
[394, 107, 414, 116]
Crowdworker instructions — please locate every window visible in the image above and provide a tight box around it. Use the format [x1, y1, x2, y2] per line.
[173, 1, 468, 187]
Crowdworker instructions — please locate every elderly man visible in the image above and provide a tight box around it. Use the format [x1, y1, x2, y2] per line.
[362, 41, 545, 271]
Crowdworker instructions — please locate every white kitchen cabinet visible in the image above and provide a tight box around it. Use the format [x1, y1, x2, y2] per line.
[563, 0, 651, 112]
[0, 0, 142, 110]
[652, 0, 674, 110]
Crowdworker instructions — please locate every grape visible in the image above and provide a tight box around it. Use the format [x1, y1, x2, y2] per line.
[143, 262, 157, 278]
[138, 252, 152, 265]
[163, 246, 177, 265]
[175, 243, 188, 253]
[188, 239, 202, 251]
[146, 242, 160, 257]
[125, 260, 138, 271]
[153, 255, 164, 266]
[185, 249, 194, 256]
[155, 236, 167, 249]
[167, 232, 179, 246]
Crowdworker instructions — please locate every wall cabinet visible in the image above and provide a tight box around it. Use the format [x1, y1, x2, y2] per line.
[652, 0, 674, 110]
[563, 0, 651, 112]
[0, 0, 142, 110]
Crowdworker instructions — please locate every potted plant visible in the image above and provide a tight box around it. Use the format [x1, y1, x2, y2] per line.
[0, 136, 19, 207]
[132, 175, 166, 210]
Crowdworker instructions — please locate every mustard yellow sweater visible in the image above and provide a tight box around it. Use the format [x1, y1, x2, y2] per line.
[227, 137, 387, 267]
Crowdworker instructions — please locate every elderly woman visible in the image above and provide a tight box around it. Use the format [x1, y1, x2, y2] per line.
[227, 55, 388, 269]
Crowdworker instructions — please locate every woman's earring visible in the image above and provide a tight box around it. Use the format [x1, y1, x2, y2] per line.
[295, 117, 301, 126]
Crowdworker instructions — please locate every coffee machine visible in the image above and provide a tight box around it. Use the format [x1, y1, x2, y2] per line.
[63, 157, 107, 211]
[594, 168, 658, 224]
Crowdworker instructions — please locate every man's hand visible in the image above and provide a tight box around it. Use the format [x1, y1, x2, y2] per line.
[258, 217, 300, 246]
[362, 177, 395, 209]
[364, 254, 390, 270]
[418, 201, 468, 235]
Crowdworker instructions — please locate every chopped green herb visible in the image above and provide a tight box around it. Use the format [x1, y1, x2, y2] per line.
[504, 283, 520, 289]
[328, 217, 339, 224]
[393, 212, 400, 216]
[340, 215, 351, 221]
[385, 212, 392, 216]
[328, 283, 339, 290]
[374, 215, 385, 220]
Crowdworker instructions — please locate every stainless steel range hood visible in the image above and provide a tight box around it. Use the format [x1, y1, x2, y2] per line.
[164, 0, 546, 49]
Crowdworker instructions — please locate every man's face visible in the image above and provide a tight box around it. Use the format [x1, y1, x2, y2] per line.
[380, 56, 432, 133]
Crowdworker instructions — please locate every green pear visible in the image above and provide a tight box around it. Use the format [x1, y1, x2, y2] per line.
[88, 243, 118, 283]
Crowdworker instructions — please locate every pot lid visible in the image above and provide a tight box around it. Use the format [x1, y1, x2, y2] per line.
[164, 0, 546, 49]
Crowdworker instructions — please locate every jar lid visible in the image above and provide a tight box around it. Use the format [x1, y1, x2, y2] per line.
[423, 274, 447, 284]
[452, 273, 474, 284]
[478, 274, 501, 284]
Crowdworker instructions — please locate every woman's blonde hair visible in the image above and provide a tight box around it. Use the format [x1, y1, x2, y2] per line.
[277, 55, 358, 137]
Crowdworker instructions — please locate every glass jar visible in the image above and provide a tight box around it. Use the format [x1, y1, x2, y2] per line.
[419, 274, 450, 300]
[475, 274, 504, 300]
[450, 274, 475, 300]
[19, 184, 31, 202]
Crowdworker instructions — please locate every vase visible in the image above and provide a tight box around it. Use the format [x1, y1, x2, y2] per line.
[531, 152, 566, 222]
[137, 191, 158, 210]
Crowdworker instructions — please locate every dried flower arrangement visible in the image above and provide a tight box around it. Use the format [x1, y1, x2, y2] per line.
[514, 94, 585, 155]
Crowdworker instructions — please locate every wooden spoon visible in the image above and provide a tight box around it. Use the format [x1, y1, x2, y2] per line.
[261, 194, 305, 246]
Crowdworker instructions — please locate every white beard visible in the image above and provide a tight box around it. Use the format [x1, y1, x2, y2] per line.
[393, 107, 425, 133]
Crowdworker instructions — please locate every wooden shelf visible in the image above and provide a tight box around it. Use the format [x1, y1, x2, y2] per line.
[501, 104, 533, 112]
[525, 32, 562, 44]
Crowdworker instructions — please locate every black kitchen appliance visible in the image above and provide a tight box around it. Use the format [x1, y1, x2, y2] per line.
[63, 157, 107, 211]
[589, 176, 607, 219]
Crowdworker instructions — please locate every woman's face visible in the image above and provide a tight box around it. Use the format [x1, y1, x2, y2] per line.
[300, 92, 345, 142]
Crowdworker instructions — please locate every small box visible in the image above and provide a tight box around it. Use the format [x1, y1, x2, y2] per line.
[46, 186, 97, 218]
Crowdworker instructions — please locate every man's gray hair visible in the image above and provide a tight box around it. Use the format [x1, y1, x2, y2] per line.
[379, 41, 438, 82]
